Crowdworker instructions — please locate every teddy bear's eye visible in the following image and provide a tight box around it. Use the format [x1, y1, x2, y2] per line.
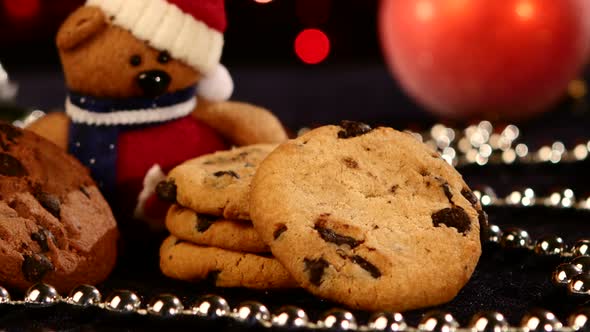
[158, 51, 171, 64]
[130, 55, 142, 67]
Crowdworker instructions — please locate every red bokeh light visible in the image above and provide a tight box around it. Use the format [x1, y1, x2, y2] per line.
[3, 0, 41, 21]
[295, 29, 330, 64]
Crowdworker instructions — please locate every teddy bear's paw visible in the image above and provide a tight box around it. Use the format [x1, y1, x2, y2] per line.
[193, 101, 288, 146]
[26, 112, 70, 150]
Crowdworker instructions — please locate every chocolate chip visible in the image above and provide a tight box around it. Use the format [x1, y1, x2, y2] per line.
[442, 182, 453, 204]
[0, 153, 27, 177]
[419, 168, 430, 176]
[478, 210, 489, 243]
[213, 170, 240, 179]
[273, 224, 288, 240]
[432, 207, 472, 235]
[80, 186, 91, 199]
[0, 138, 8, 151]
[349, 255, 381, 278]
[205, 270, 221, 285]
[35, 192, 61, 219]
[31, 228, 55, 252]
[390, 185, 399, 194]
[337, 121, 372, 139]
[314, 222, 363, 248]
[342, 157, 359, 169]
[461, 188, 479, 206]
[0, 124, 22, 144]
[156, 180, 177, 203]
[303, 257, 329, 286]
[196, 214, 216, 232]
[22, 254, 54, 282]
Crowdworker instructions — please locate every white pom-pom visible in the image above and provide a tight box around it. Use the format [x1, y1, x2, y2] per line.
[197, 64, 234, 102]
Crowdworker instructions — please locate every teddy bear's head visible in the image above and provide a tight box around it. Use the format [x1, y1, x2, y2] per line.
[57, 6, 201, 99]
[57, 0, 234, 102]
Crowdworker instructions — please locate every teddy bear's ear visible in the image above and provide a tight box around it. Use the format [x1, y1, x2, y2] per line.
[56, 6, 108, 51]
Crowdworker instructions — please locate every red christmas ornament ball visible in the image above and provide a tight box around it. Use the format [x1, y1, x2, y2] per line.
[379, 0, 590, 119]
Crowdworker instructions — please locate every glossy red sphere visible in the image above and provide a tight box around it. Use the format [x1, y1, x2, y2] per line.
[379, 0, 590, 119]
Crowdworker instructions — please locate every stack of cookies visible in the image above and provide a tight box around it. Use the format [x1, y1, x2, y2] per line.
[158, 122, 486, 311]
[158, 144, 297, 289]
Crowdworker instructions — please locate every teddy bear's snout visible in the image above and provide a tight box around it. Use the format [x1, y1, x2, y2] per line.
[136, 70, 171, 97]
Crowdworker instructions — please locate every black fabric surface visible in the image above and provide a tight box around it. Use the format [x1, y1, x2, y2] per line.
[1, 67, 590, 331]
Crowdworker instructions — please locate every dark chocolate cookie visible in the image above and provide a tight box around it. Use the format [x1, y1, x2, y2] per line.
[250, 122, 483, 311]
[0, 124, 118, 292]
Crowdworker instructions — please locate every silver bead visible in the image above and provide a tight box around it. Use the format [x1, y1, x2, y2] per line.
[105, 290, 141, 313]
[485, 224, 502, 244]
[500, 228, 531, 250]
[192, 294, 230, 319]
[234, 301, 271, 326]
[319, 309, 358, 331]
[572, 240, 590, 257]
[469, 311, 508, 332]
[573, 256, 590, 272]
[369, 312, 407, 332]
[272, 306, 309, 329]
[0, 286, 10, 304]
[553, 263, 582, 286]
[418, 311, 459, 332]
[147, 294, 183, 317]
[67, 285, 101, 306]
[520, 309, 562, 332]
[24, 283, 59, 306]
[568, 307, 590, 332]
[534, 236, 566, 256]
[568, 273, 590, 295]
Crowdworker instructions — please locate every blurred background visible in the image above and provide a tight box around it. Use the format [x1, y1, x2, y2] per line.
[0, 0, 590, 131]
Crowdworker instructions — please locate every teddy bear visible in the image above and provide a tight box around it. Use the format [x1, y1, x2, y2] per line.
[28, 0, 287, 224]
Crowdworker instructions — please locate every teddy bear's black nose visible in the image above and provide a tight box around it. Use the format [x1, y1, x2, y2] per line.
[136, 70, 171, 97]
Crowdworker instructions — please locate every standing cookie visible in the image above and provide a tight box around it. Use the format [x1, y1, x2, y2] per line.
[250, 122, 484, 311]
[0, 125, 118, 293]
[159, 144, 276, 220]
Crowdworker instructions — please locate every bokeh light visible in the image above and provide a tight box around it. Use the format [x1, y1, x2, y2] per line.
[3, 0, 40, 21]
[294, 29, 330, 65]
[253, 0, 273, 4]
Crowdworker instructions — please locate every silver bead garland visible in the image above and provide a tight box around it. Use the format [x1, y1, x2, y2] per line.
[0, 280, 586, 331]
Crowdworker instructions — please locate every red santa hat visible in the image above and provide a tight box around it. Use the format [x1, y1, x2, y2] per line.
[86, 0, 233, 102]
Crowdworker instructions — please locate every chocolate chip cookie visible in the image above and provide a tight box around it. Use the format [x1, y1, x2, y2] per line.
[166, 204, 268, 253]
[0, 124, 118, 292]
[250, 122, 484, 311]
[160, 236, 296, 289]
[158, 144, 276, 220]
